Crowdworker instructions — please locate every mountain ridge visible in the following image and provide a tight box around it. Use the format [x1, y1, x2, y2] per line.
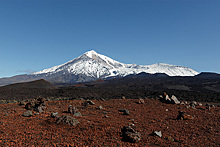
[0, 50, 199, 86]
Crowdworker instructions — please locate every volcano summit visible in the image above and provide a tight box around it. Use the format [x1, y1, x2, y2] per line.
[0, 50, 198, 86]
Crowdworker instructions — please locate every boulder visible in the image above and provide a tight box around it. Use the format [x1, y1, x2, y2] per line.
[56, 115, 79, 127]
[22, 111, 33, 117]
[121, 126, 141, 143]
[170, 95, 180, 104]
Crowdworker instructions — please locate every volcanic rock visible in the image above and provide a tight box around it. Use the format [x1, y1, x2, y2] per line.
[56, 115, 79, 127]
[119, 109, 130, 115]
[35, 106, 43, 113]
[22, 111, 33, 117]
[170, 95, 180, 104]
[19, 101, 26, 106]
[153, 131, 162, 138]
[68, 105, 82, 117]
[177, 111, 194, 120]
[137, 98, 145, 104]
[96, 106, 103, 110]
[82, 100, 95, 107]
[51, 112, 59, 118]
[121, 126, 141, 143]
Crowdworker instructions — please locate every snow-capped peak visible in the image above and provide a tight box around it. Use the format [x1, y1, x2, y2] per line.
[84, 50, 98, 58]
[33, 50, 199, 81]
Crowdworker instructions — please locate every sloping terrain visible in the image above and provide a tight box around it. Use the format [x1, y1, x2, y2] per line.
[1, 79, 57, 89]
[0, 99, 219, 146]
[0, 72, 220, 102]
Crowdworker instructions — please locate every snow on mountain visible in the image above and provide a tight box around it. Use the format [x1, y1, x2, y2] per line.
[33, 50, 199, 79]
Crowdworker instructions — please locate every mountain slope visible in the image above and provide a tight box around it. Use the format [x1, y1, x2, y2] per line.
[33, 50, 198, 78]
[0, 50, 199, 86]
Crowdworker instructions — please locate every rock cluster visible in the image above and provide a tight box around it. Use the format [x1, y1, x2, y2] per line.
[56, 115, 80, 127]
[25, 97, 46, 113]
[160, 92, 180, 104]
[68, 105, 82, 117]
[121, 126, 141, 143]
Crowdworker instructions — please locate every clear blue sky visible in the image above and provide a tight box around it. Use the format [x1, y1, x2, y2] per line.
[0, 0, 220, 78]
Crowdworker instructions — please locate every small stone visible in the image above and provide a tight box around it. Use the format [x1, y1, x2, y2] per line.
[19, 101, 26, 105]
[73, 111, 82, 117]
[87, 100, 95, 105]
[210, 105, 215, 108]
[103, 115, 109, 118]
[177, 111, 194, 120]
[35, 106, 43, 113]
[122, 96, 126, 99]
[186, 105, 190, 109]
[97, 106, 103, 110]
[190, 101, 197, 106]
[138, 98, 144, 104]
[51, 112, 59, 118]
[68, 105, 73, 114]
[119, 109, 129, 115]
[153, 131, 162, 138]
[22, 111, 33, 117]
[167, 136, 174, 142]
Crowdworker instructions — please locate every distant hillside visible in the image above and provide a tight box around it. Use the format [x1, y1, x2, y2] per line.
[1, 79, 57, 89]
[0, 73, 220, 102]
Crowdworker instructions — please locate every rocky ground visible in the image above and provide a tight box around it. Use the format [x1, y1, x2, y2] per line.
[0, 98, 219, 146]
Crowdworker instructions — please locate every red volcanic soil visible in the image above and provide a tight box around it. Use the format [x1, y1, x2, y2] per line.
[0, 98, 219, 146]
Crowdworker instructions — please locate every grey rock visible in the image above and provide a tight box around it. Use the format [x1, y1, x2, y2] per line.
[97, 106, 103, 110]
[121, 126, 141, 143]
[170, 95, 180, 104]
[153, 131, 162, 138]
[190, 101, 198, 106]
[19, 101, 26, 106]
[51, 112, 59, 118]
[119, 109, 129, 115]
[35, 106, 43, 113]
[56, 115, 79, 126]
[87, 100, 95, 105]
[68, 105, 73, 114]
[22, 111, 33, 117]
[73, 111, 82, 117]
